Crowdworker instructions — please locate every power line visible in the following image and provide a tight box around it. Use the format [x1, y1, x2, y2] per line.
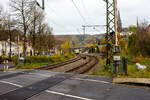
[81, 0, 87, 14]
[71, 0, 87, 24]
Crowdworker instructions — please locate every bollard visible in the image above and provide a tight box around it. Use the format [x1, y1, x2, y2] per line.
[124, 58, 127, 75]
[6, 60, 9, 71]
[122, 58, 127, 75]
[3, 60, 6, 72]
[3, 60, 9, 72]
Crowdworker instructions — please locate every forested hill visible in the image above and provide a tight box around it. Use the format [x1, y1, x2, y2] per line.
[54, 34, 105, 47]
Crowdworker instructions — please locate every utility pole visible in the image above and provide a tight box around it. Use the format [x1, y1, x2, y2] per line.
[114, 0, 118, 46]
[82, 25, 85, 41]
[104, 0, 121, 73]
[104, 0, 116, 65]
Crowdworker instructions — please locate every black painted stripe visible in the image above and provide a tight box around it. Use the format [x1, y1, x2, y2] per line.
[0, 73, 73, 100]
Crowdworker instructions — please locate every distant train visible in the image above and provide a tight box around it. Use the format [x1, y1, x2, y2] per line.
[74, 49, 81, 54]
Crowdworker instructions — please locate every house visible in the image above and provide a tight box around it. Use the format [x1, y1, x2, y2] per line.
[0, 41, 33, 57]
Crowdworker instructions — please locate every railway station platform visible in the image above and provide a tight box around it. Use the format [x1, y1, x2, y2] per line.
[0, 69, 150, 100]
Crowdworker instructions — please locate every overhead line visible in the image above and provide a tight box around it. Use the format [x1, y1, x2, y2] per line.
[71, 0, 87, 24]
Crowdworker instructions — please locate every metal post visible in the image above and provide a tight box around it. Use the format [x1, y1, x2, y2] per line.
[106, 0, 109, 65]
[82, 25, 85, 41]
[114, 0, 118, 46]
[105, 0, 116, 65]
[42, 0, 45, 10]
[18, 35, 20, 64]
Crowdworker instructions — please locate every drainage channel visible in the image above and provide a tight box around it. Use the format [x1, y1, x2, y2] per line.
[117, 82, 150, 88]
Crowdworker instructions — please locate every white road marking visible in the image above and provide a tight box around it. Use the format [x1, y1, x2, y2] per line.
[72, 78, 110, 84]
[46, 90, 93, 100]
[0, 81, 23, 87]
[0, 79, 101, 100]
[0, 80, 93, 100]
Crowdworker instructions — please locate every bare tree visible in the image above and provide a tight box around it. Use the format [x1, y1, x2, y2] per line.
[28, 4, 45, 55]
[3, 13, 16, 59]
[0, 6, 2, 24]
[9, 0, 34, 57]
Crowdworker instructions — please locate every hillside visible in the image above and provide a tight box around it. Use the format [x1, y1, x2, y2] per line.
[54, 34, 105, 47]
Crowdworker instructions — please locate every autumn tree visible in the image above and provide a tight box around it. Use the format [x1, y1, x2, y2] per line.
[127, 21, 150, 57]
[61, 40, 72, 56]
[136, 21, 150, 56]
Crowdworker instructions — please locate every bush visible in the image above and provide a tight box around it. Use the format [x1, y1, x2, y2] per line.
[12, 56, 18, 65]
[0, 56, 9, 63]
[0, 56, 2, 63]
[24, 55, 73, 64]
[14, 55, 73, 69]
[25, 56, 53, 64]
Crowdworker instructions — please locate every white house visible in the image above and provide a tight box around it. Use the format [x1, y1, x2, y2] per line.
[0, 41, 33, 57]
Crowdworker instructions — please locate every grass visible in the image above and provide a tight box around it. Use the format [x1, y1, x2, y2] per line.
[89, 58, 114, 77]
[89, 56, 150, 78]
[16, 63, 49, 69]
[126, 57, 150, 78]
[15, 55, 73, 69]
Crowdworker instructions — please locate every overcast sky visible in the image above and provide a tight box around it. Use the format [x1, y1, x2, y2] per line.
[1, 0, 150, 35]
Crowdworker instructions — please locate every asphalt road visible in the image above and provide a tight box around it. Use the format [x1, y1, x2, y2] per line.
[0, 69, 149, 100]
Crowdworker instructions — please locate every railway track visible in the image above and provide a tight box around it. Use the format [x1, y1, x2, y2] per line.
[65, 55, 98, 74]
[38, 54, 99, 74]
[36, 55, 82, 70]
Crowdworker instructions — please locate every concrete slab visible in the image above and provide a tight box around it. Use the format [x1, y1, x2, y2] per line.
[48, 78, 112, 100]
[106, 84, 150, 100]
[0, 70, 37, 80]
[1, 70, 60, 87]
[0, 69, 25, 76]
[72, 74, 113, 83]
[2, 73, 49, 86]
[113, 78, 150, 85]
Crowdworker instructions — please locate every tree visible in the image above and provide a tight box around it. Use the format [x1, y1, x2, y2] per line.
[127, 25, 137, 34]
[28, 3, 45, 55]
[0, 6, 2, 26]
[136, 21, 150, 56]
[10, 0, 34, 57]
[127, 21, 150, 57]
[61, 40, 72, 56]
[3, 13, 15, 59]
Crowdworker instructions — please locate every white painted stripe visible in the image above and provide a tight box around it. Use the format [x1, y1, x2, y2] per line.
[0, 81, 23, 87]
[46, 90, 93, 100]
[72, 78, 110, 84]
